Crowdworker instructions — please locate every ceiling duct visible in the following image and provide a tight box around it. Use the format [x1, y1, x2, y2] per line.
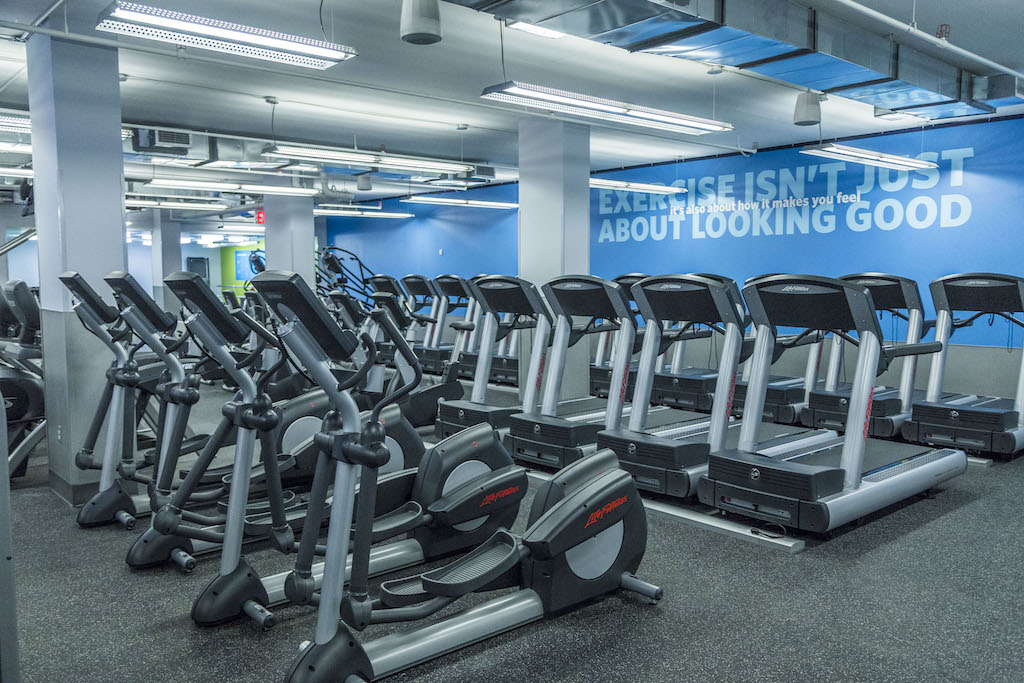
[445, 0, 1010, 120]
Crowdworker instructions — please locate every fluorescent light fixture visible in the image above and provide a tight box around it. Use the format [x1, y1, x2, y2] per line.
[0, 167, 33, 178]
[262, 144, 474, 175]
[505, 21, 566, 39]
[127, 190, 222, 200]
[122, 128, 133, 139]
[147, 157, 205, 167]
[481, 81, 733, 136]
[400, 196, 518, 209]
[0, 142, 32, 154]
[180, 236, 191, 244]
[238, 183, 319, 196]
[158, 201, 231, 210]
[96, 1, 357, 69]
[201, 159, 286, 170]
[427, 178, 486, 189]
[125, 199, 161, 208]
[146, 178, 241, 192]
[800, 143, 938, 171]
[227, 235, 246, 243]
[0, 116, 31, 134]
[318, 203, 381, 210]
[589, 178, 685, 195]
[313, 209, 413, 218]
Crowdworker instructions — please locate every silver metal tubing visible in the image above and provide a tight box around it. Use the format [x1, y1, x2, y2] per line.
[521, 316, 550, 413]
[218, 428, 256, 575]
[838, 330, 881, 490]
[594, 330, 610, 368]
[496, 313, 513, 357]
[627, 319, 661, 433]
[1014, 331, 1024, 428]
[424, 298, 441, 348]
[925, 309, 952, 402]
[471, 313, 498, 404]
[708, 323, 742, 453]
[899, 308, 924, 413]
[429, 298, 449, 349]
[508, 325, 520, 357]
[362, 590, 545, 679]
[803, 340, 824, 401]
[467, 302, 482, 352]
[314, 460, 360, 646]
[824, 334, 843, 392]
[737, 325, 775, 452]
[98, 386, 124, 491]
[604, 322, 636, 430]
[540, 316, 571, 416]
[670, 322, 687, 374]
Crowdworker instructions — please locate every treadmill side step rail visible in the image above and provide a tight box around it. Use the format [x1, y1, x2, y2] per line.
[861, 449, 960, 482]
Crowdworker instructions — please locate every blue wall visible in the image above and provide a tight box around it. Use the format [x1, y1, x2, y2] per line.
[591, 117, 1024, 346]
[327, 184, 518, 280]
[329, 117, 1024, 347]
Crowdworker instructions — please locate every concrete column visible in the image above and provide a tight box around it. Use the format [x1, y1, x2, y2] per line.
[151, 211, 182, 310]
[264, 195, 315, 286]
[28, 35, 126, 504]
[516, 118, 591, 399]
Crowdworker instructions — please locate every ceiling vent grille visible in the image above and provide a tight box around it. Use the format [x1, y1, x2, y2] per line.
[157, 130, 191, 146]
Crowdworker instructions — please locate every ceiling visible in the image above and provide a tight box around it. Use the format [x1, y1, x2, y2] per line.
[0, 0, 1021, 203]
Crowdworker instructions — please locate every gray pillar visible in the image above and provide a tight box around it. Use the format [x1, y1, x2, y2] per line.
[517, 118, 590, 399]
[151, 212, 182, 310]
[315, 216, 328, 253]
[28, 35, 126, 505]
[264, 195, 315, 285]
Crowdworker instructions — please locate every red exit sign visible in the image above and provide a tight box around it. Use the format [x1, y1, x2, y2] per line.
[256, 210, 265, 224]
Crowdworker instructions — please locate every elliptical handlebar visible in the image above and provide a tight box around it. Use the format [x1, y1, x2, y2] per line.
[369, 308, 422, 423]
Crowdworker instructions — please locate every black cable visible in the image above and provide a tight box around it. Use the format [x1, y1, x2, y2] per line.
[319, 0, 327, 40]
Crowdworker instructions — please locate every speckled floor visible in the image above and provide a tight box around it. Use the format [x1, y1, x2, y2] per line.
[8, 385, 1024, 682]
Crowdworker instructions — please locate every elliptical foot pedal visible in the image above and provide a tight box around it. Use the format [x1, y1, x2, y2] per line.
[379, 574, 431, 608]
[370, 501, 424, 542]
[420, 529, 522, 598]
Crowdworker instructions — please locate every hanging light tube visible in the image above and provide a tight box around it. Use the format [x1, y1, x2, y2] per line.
[96, 1, 358, 69]
[262, 144, 475, 174]
[799, 143, 938, 171]
[313, 209, 414, 218]
[481, 81, 733, 136]
[399, 196, 518, 209]
[589, 178, 685, 195]
[0, 116, 31, 134]
[505, 21, 566, 39]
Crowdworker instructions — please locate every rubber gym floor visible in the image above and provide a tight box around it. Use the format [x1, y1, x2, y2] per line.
[9, 385, 1024, 682]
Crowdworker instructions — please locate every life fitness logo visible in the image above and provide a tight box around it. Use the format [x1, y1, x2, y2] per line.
[536, 351, 546, 392]
[584, 495, 628, 529]
[724, 371, 737, 416]
[479, 485, 520, 508]
[862, 387, 874, 440]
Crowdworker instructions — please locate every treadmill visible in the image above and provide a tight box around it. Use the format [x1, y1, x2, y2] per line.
[436, 275, 548, 439]
[903, 273, 1024, 456]
[730, 273, 825, 424]
[590, 273, 648, 398]
[505, 275, 700, 469]
[418, 274, 473, 374]
[802, 273, 939, 438]
[400, 274, 444, 369]
[697, 274, 967, 534]
[599, 274, 842, 499]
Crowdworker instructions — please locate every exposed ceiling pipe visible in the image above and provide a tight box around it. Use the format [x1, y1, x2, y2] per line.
[17, 0, 72, 41]
[177, 202, 262, 220]
[824, 0, 1024, 81]
[0, 18, 756, 156]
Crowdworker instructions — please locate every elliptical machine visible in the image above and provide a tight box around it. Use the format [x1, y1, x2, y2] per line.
[252, 271, 662, 683]
[1, 281, 46, 478]
[227, 272, 525, 629]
